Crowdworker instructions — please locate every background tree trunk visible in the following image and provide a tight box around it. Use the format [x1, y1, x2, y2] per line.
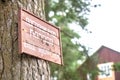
[0, 0, 50, 80]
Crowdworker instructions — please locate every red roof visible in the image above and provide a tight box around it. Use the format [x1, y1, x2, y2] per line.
[95, 45, 120, 63]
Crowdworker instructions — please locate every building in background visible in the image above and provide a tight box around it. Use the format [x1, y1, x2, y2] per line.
[78, 46, 120, 80]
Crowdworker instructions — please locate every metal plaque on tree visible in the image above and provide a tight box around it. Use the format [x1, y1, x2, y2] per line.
[18, 8, 63, 65]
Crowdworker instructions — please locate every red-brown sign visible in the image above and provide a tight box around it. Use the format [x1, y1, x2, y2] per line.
[18, 8, 63, 65]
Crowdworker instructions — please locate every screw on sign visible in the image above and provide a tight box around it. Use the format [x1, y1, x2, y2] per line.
[18, 8, 63, 65]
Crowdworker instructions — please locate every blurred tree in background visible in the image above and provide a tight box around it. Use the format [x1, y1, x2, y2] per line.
[45, 0, 90, 28]
[45, 0, 92, 80]
[113, 62, 120, 71]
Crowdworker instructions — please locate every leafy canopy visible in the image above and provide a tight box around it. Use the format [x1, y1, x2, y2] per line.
[45, 0, 90, 28]
[45, 0, 92, 80]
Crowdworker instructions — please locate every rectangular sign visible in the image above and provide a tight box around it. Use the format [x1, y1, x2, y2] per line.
[97, 62, 114, 80]
[18, 8, 63, 65]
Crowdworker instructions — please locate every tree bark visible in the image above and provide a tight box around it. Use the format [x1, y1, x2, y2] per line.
[0, 0, 50, 80]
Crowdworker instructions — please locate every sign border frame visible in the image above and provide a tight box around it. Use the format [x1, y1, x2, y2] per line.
[18, 8, 63, 65]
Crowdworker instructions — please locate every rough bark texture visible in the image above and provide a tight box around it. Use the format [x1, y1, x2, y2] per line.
[0, 0, 50, 80]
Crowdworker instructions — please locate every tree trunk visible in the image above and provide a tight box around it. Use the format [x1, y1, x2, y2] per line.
[0, 0, 50, 80]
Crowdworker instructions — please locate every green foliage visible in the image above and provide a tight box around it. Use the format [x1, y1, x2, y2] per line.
[45, 0, 92, 80]
[79, 57, 99, 80]
[50, 26, 83, 80]
[113, 62, 120, 71]
[45, 0, 91, 28]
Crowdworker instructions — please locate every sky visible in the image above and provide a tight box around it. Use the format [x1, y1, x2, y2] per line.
[70, 0, 120, 55]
